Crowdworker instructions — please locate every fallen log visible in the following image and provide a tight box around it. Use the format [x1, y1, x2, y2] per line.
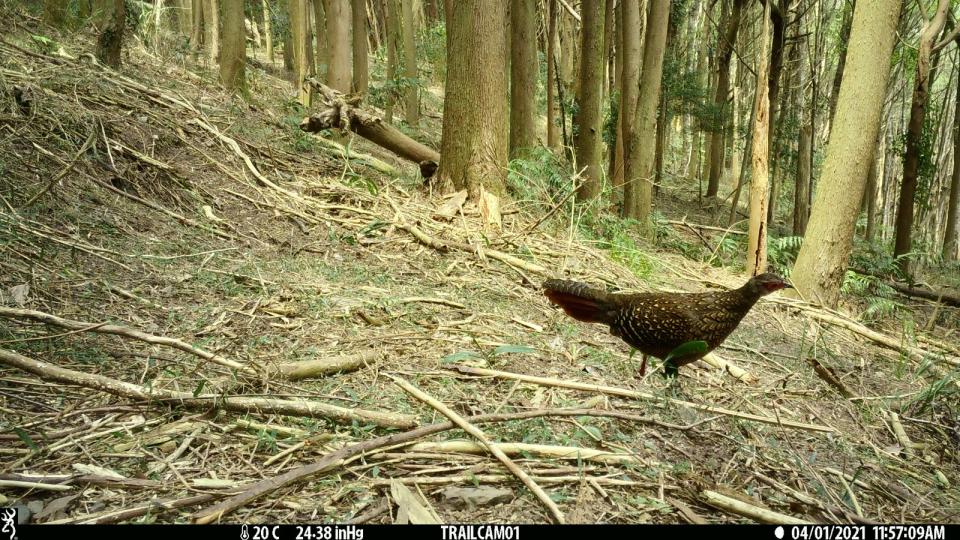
[849, 268, 960, 307]
[299, 79, 440, 178]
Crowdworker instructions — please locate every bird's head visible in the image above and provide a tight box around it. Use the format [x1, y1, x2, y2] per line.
[745, 273, 793, 296]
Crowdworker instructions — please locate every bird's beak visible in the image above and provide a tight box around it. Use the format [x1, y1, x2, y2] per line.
[783, 282, 794, 289]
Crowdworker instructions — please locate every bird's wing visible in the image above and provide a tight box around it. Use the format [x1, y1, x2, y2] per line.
[614, 296, 698, 355]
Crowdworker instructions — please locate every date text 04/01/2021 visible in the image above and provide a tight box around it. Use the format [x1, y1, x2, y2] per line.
[787, 525, 946, 540]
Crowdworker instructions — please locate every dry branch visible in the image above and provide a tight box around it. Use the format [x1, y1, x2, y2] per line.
[191, 406, 670, 523]
[371, 475, 661, 488]
[276, 350, 380, 380]
[453, 365, 835, 433]
[0, 306, 252, 373]
[796, 307, 959, 367]
[405, 440, 646, 465]
[700, 352, 757, 383]
[300, 79, 440, 178]
[0, 348, 416, 429]
[394, 220, 548, 275]
[754, 473, 877, 524]
[701, 490, 811, 524]
[388, 374, 566, 524]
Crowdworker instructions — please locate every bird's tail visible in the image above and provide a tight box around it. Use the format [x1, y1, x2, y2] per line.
[542, 279, 616, 325]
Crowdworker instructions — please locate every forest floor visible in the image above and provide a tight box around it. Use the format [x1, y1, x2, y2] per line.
[0, 14, 958, 525]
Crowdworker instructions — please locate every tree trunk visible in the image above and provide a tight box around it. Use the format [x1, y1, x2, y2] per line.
[623, 0, 669, 224]
[220, 0, 245, 92]
[191, 0, 204, 50]
[401, 0, 418, 125]
[306, 4, 316, 75]
[546, 0, 561, 150]
[747, 1, 772, 276]
[794, 113, 812, 236]
[96, 0, 126, 68]
[559, 7, 576, 93]
[612, 0, 641, 191]
[827, 0, 854, 131]
[385, 0, 399, 123]
[602, 0, 615, 102]
[792, 33, 811, 236]
[573, 0, 606, 201]
[864, 140, 879, 242]
[44, 0, 70, 27]
[764, 0, 788, 227]
[687, 2, 709, 182]
[352, 0, 369, 93]
[176, 0, 193, 36]
[510, 0, 538, 158]
[311, 0, 325, 76]
[706, 0, 746, 198]
[788, 0, 902, 307]
[893, 0, 951, 276]
[291, 0, 311, 104]
[943, 58, 960, 260]
[263, 0, 274, 62]
[436, 0, 509, 200]
[203, 0, 220, 63]
[323, 0, 352, 92]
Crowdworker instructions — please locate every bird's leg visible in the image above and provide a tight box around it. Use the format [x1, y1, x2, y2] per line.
[629, 349, 649, 378]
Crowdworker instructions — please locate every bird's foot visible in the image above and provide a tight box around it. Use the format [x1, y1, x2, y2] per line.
[661, 360, 679, 380]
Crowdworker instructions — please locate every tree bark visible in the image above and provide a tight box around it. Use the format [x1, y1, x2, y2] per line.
[612, 0, 641, 192]
[793, 34, 811, 236]
[510, 0, 538, 158]
[352, 0, 369, 93]
[747, 1, 771, 276]
[863, 140, 879, 242]
[623, 0, 669, 224]
[788, 0, 902, 307]
[546, 0, 561, 150]
[436, 0, 509, 200]
[401, 0, 418, 125]
[262, 0, 274, 62]
[943, 59, 960, 260]
[893, 0, 951, 275]
[706, 0, 746, 198]
[764, 0, 788, 227]
[203, 0, 220, 63]
[602, 0, 615, 102]
[96, 0, 126, 67]
[44, 0, 70, 27]
[794, 114, 812, 236]
[176, 0, 193, 36]
[311, 0, 325, 76]
[191, 0, 204, 50]
[324, 0, 352, 92]
[220, 0, 246, 92]
[574, 0, 606, 201]
[300, 81, 440, 176]
[291, 0, 311, 104]
[827, 0, 854, 131]
[385, 0, 399, 123]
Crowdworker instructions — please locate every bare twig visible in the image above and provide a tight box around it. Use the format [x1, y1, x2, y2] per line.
[0, 348, 417, 429]
[0, 306, 251, 373]
[387, 374, 566, 524]
[453, 365, 835, 433]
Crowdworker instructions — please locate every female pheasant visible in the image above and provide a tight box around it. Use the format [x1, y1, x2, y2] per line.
[543, 273, 792, 376]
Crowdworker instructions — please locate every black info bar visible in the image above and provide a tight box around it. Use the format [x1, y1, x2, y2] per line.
[7, 524, 956, 540]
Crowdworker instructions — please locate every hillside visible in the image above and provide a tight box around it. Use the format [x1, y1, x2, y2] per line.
[0, 13, 958, 525]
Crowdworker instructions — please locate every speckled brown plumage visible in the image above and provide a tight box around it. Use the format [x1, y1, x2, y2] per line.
[543, 273, 792, 375]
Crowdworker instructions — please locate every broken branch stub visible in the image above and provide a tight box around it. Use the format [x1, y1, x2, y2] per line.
[299, 79, 440, 178]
